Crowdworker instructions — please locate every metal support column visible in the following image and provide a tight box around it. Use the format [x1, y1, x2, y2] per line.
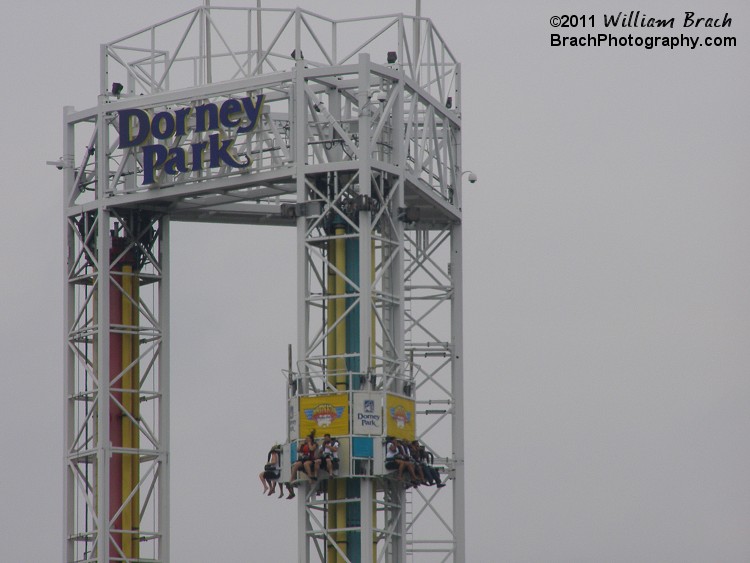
[450, 224, 465, 562]
[357, 52, 374, 563]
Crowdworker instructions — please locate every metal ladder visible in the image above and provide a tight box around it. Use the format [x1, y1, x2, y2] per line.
[405, 487, 415, 562]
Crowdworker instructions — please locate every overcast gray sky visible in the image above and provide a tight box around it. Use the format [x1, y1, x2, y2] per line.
[2, 1, 749, 561]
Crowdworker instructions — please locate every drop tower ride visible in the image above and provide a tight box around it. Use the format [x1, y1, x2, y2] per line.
[63, 6, 465, 562]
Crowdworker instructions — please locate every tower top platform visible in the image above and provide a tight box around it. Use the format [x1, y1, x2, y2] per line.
[100, 6, 459, 107]
[65, 5, 464, 229]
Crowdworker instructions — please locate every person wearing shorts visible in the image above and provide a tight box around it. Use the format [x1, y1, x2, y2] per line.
[315, 433, 339, 478]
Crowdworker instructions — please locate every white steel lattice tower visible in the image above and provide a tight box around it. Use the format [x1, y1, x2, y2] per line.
[63, 6, 465, 562]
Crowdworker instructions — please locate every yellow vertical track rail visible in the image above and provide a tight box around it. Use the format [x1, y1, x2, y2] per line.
[325, 231, 376, 562]
[121, 264, 140, 560]
[336, 480, 347, 563]
[326, 238, 339, 563]
[334, 225, 347, 391]
[326, 482, 338, 563]
[328, 225, 348, 563]
[371, 239, 376, 374]
[326, 239, 337, 386]
[371, 239, 377, 563]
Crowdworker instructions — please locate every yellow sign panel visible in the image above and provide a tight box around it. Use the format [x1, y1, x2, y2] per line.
[386, 394, 416, 441]
[300, 393, 349, 437]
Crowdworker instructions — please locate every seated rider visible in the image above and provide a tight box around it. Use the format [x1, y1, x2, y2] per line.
[384, 437, 419, 483]
[403, 440, 426, 483]
[259, 445, 281, 495]
[411, 440, 445, 488]
[314, 433, 339, 478]
[291, 431, 318, 482]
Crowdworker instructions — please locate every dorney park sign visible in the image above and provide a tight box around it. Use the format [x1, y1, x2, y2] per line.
[117, 94, 265, 185]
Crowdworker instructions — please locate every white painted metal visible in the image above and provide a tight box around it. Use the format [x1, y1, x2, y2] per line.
[63, 6, 465, 562]
[158, 216, 171, 563]
[64, 204, 169, 560]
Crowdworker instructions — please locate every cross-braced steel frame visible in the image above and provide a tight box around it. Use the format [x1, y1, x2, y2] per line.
[63, 7, 464, 562]
[64, 203, 169, 562]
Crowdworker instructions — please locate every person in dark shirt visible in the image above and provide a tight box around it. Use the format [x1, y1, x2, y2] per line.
[411, 440, 446, 488]
[260, 445, 281, 495]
